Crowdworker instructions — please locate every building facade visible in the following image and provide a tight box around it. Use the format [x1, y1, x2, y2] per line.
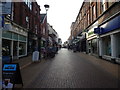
[48, 23, 59, 46]
[2, 1, 41, 60]
[69, 1, 120, 63]
[2, 17, 28, 60]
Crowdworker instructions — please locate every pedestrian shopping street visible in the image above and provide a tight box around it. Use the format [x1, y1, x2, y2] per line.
[1, 1, 120, 89]
[21, 49, 119, 88]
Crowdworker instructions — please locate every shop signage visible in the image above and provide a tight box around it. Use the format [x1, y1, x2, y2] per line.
[94, 27, 103, 34]
[98, 15, 120, 35]
[2, 63, 23, 87]
[3, 64, 16, 71]
[88, 31, 94, 36]
[0, 1, 12, 14]
[2, 22, 12, 31]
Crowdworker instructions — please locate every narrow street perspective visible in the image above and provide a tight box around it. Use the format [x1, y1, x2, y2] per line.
[21, 48, 119, 88]
[1, 0, 120, 89]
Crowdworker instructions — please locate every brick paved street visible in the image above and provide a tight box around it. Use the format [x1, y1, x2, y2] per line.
[21, 49, 119, 88]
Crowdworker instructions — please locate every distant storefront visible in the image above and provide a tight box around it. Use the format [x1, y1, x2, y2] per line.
[78, 32, 86, 52]
[2, 20, 28, 60]
[86, 22, 98, 56]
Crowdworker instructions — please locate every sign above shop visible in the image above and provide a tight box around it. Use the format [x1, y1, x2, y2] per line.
[0, 16, 4, 27]
[97, 15, 120, 35]
[94, 27, 103, 34]
[2, 23, 12, 31]
[0, 1, 12, 14]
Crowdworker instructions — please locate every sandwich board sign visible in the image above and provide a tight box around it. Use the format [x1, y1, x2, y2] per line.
[2, 63, 23, 88]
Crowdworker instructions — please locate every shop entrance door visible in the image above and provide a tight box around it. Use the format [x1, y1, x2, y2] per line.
[2, 39, 11, 56]
[13, 41, 18, 59]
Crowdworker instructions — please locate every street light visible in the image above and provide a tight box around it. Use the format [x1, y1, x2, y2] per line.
[44, 4, 50, 12]
[44, 4, 49, 47]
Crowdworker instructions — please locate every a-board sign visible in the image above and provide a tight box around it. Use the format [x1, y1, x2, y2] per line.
[2, 63, 23, 88]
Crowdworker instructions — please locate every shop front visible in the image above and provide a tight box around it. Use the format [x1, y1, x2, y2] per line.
[77, 32, 86, 52]
[40, 37, 46, 58]
[95, 15, 120, 63]
[28, 33, 39, 54]
[87, 22, 99, 56]
[2, 22, 28, 61]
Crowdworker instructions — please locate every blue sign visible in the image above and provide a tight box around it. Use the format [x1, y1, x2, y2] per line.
[94, 27, 103, 34]
[0, 16, 4, 27]
[0, 2, 12, 14]
[3, 64, 17, 71]
[95, 15, 120, 35]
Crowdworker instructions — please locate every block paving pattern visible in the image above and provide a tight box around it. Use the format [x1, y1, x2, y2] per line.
[21, 49, 119, 88]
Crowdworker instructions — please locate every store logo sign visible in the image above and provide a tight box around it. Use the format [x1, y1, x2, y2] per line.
[94, 28, 103, 34]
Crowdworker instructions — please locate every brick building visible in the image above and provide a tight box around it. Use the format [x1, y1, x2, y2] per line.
[13, 1, 41, 54]
[69, 1, 120, 63]
[40, 14, 48, 49]
[2, 0, 41, 60]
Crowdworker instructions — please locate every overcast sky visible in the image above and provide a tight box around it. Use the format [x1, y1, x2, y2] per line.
[37, 0, 84, 43]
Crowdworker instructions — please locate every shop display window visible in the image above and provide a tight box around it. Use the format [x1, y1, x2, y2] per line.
[19, 42, 26, 56]
[2, 39, 11, 56]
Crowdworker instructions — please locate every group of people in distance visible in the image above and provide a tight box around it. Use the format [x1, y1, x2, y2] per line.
[41, 44, 59, 59]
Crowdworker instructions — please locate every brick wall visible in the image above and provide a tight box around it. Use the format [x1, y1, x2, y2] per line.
[13, 2, 41, 37]
[69, 0, 118, 43]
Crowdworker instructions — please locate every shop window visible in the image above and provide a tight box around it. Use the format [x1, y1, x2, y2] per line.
[92, 39, 97, 54]
[104, 36, 111, 56]
[19, 42, 26, 56]
[2, 39, 11, 56]
[92, 5, 96, 21]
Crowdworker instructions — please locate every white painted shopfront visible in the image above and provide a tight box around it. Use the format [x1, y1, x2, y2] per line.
[98, 15, 120, 63]
[99, 29, 120, 63]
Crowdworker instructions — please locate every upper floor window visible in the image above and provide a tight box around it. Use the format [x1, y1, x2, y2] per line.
[35, 25, 38, 34]
[87, 13, 90, 26]
[77, 18, 79, 24]
[92, 5, 96, 21]
[43, 27, 45, 35]
[79, 13, 82, 20]
[24, 0, 32, 10]
[26, 16, 29, 29]
[101, 0, 106, 12]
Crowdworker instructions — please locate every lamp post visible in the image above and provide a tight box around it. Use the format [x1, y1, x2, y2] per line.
[44, 4, 49, 47]
[44, 4, 50, 13]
